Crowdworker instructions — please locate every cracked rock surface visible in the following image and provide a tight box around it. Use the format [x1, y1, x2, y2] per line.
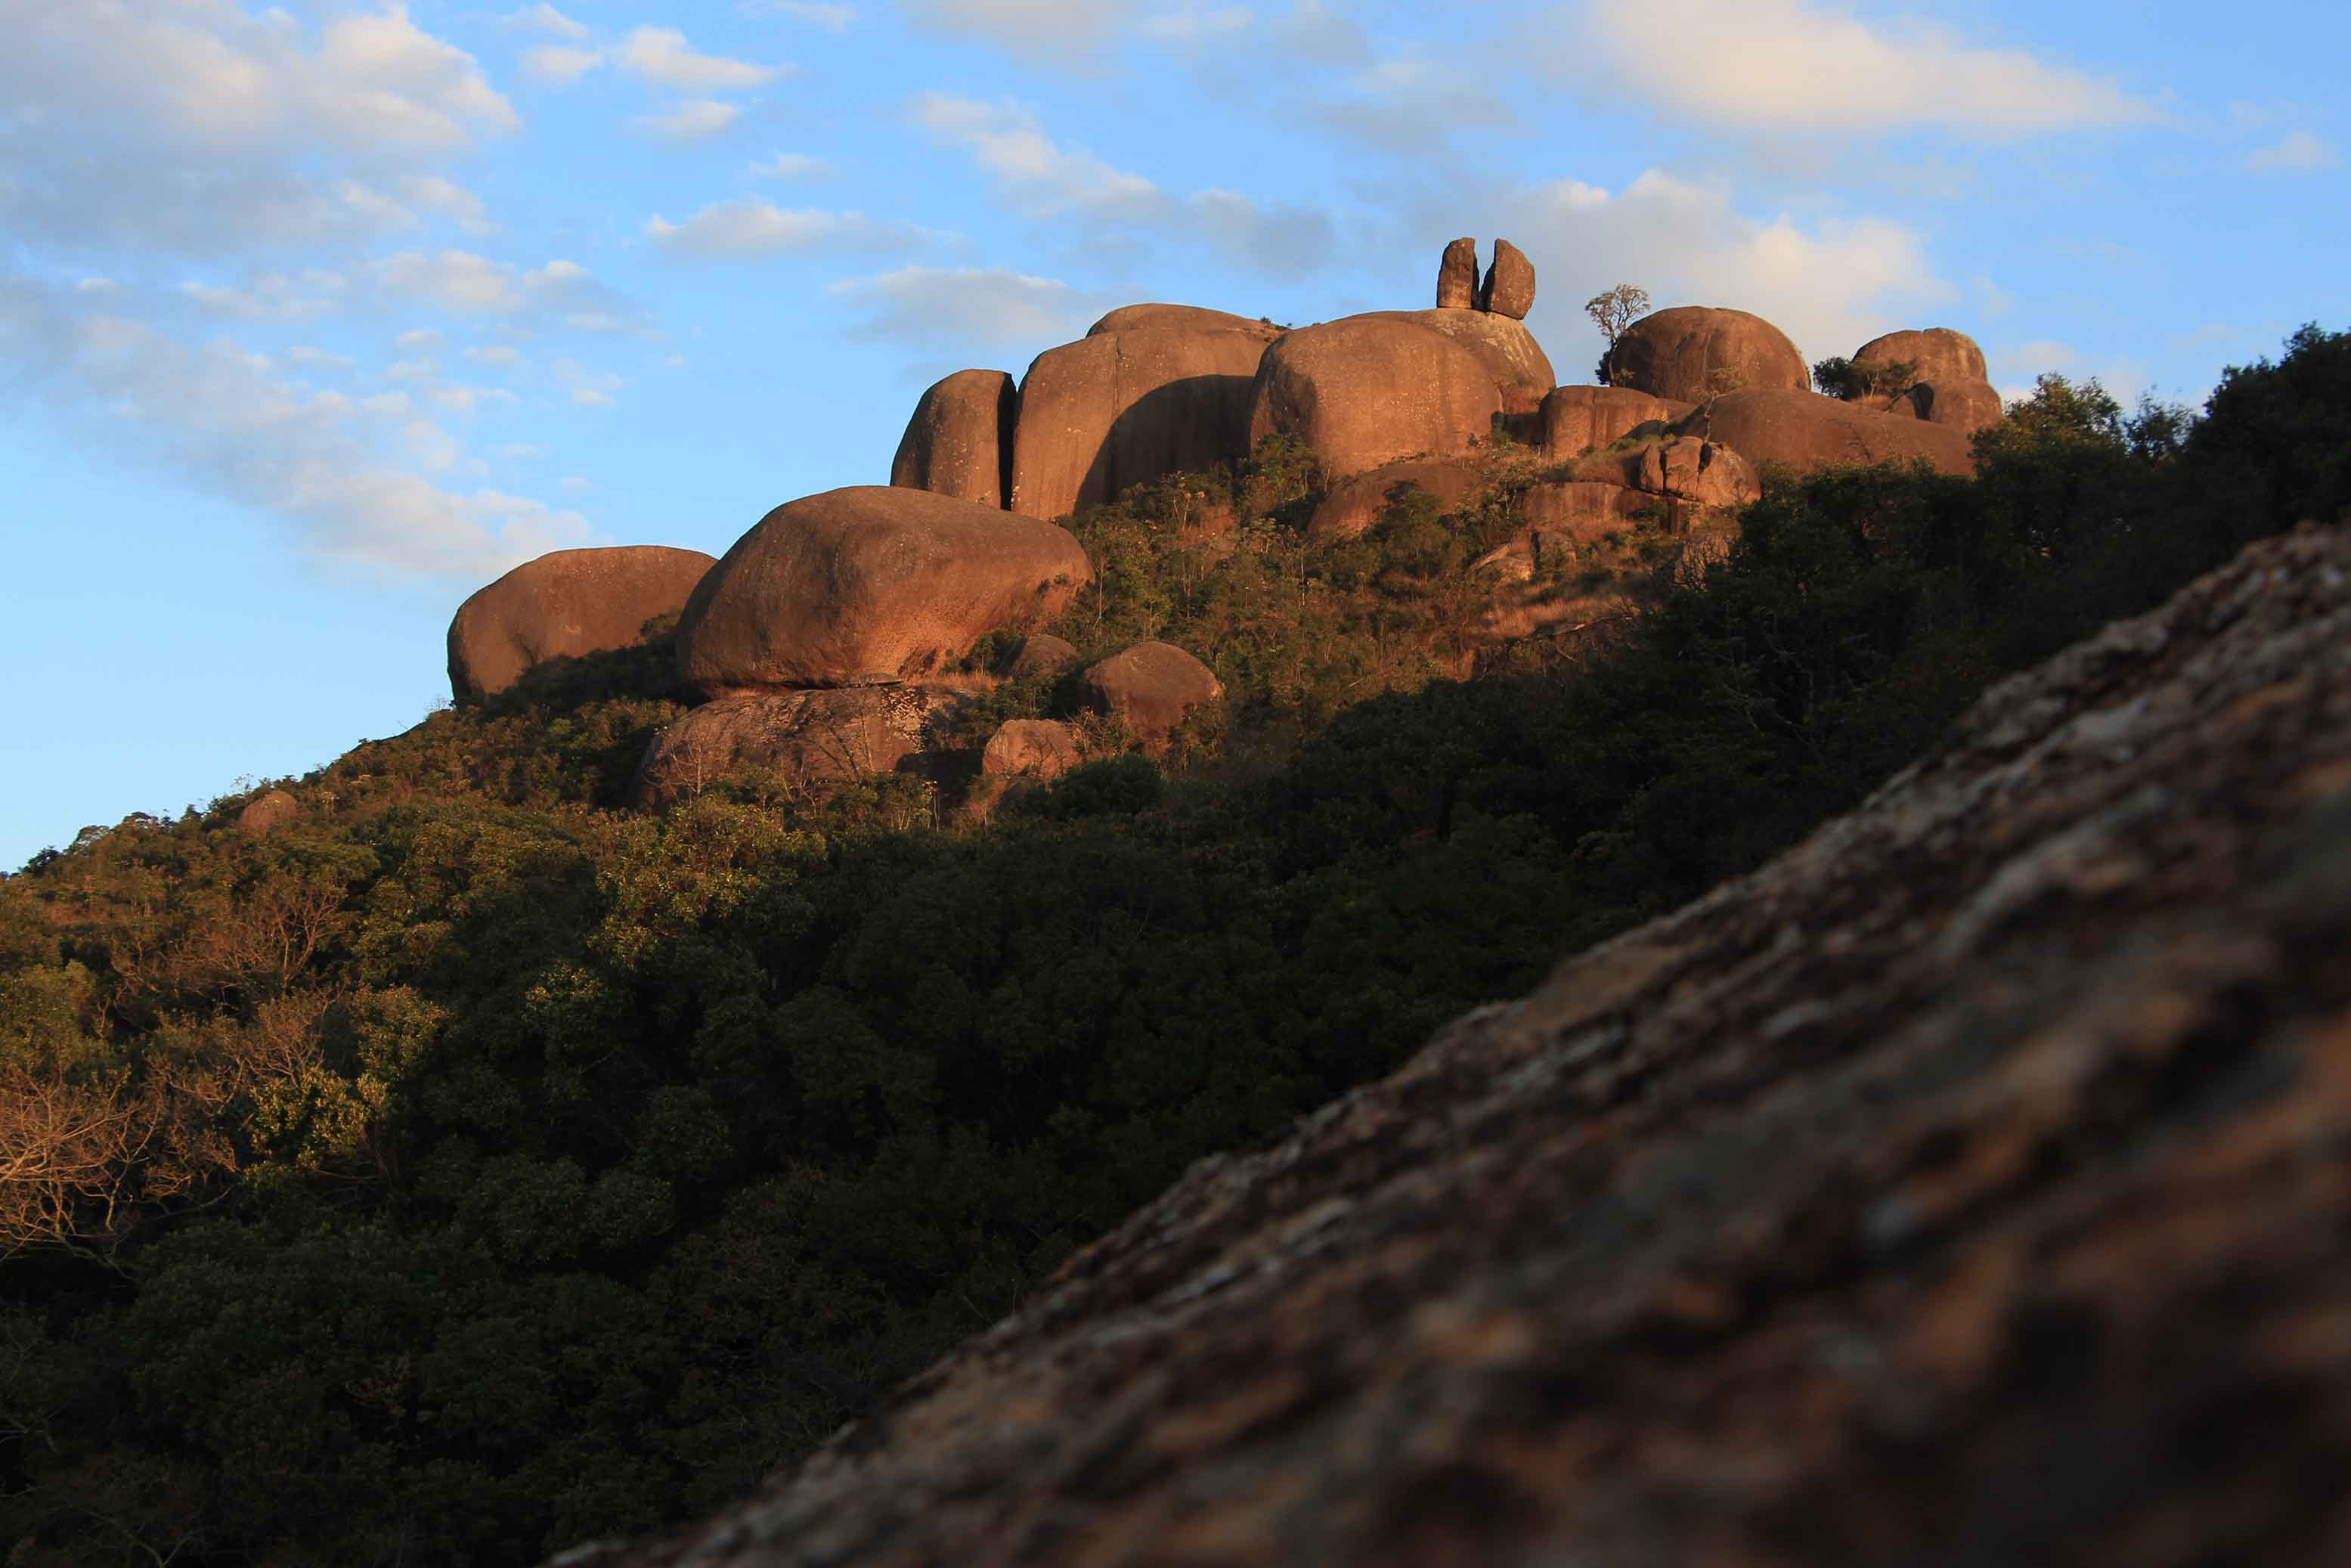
[563, 524, 2351, 1567]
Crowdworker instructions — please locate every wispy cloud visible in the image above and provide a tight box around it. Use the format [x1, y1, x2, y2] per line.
[829, 266, 1113, 349]
[909, 93, 1164, 217]
[644, 202, 941, 259]
[2247, 131, 2337, 175]
[612, 26, 791, 90]
[627, 99, 745, 141]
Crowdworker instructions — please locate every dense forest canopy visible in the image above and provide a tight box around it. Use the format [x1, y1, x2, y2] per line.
[2, 326, 2346, 1566]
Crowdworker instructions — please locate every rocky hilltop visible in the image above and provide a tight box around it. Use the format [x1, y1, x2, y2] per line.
[441, 239, 2010, 808]
[557, 519, 2351, 1566]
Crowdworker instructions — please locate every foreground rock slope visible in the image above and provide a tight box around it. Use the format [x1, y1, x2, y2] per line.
[560, 522, 2351, 1566]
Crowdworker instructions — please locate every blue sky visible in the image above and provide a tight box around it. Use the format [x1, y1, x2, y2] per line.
[2, 0, 2344, 868]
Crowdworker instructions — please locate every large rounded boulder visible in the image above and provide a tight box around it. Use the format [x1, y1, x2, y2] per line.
[676, 487, 1091, 696]
[1539, 385, 1693, 457]
[982, 718, 1082, 780]
[1852, 327, 1989, 387]
[447, 544, 716, 702]
[1010, 321, 1275, 522]
[1248, 317, 1504, 479]
[1609, 306, 1810, 404]
[633, 686, 968, 809]
[1086, 304, 1281, 341]
[891, 369, 1016, 508]
[1686, 389, 1976, 476]
[1361, 308, 1555, 415]
[1081, 641, 1223, 745]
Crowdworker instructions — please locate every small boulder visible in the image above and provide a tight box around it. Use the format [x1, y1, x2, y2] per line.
[1007, 633, 1082, 678]
[1478, 239, 1535, 320]
[446, 544, 716, 702]
[1436, 238, 1479, 309]
[1010, 323, 1273, 522]
[1852, 327, 1989, 388]
[1907, 378, 2006, 435]
[1540, 386, 1694, 457]
[1248, 317, 1504, 479]
[1307, 457, 1485, 541]
[1081, 641, 1223, 745]
[1628, 438, 1759, 510]
[677, 487, 1091, 696]
[891, 369, 1016, 509]
[632, 686, 969, 809]
[1684, 388, 1976, 476]
[982, 719, 1082, 780]
[1609, 306, 1810, 404]
[235, 789, 302, 835]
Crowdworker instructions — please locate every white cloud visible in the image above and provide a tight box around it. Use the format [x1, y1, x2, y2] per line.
[901, 0, 1135, 56]
[627, 99, 744, 141]
[1138, 6, 1254, 44]
[2247, 131, 2337, 175]
[910, 93, 1163, 217]
[1509, 169, 1955, 366]
[395, 327, 444, 352]
[431, 383, 519, 415]
[553, 357, 624, 407]
[385, 355, 440, 382]
[644, 201, 937, 259]
[401, 175, 496, 235]
[368, 251, 649, 333]
[742, 2, 858, 32]
[523, 43, 604, 84]
[0, 271, 590, 579]
[463, 344, 523, 367]
[1306, 50, 1518, 149]
[560, 474, 594, 494]
[178, 270, 349, 322]
[750, 150, 837, 179]
[502, 4, 591, 40]
[829, 266, 1109, 349]
[1562, 0, 2153, 135]
[287, 345, 355, 370]
[613, 26, 789, 90]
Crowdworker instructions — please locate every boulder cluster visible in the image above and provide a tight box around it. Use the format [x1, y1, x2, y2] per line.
[444, 237, 2014, 809]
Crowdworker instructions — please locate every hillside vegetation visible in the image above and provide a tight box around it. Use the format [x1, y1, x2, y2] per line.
[2, 327, 2345, 1566]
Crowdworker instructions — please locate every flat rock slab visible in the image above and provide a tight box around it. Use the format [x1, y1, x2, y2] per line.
[559, 522, 2351, 1567]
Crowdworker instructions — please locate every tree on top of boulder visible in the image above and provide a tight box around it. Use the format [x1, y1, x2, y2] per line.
[1811, 355, 1920, 401]
[1585, 284, 1650, 386]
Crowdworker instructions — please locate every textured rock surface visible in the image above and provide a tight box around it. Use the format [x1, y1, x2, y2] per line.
[1686, 388, 1978, 476]
[1907, 378, 2007, 435]
[446, 545, 715, 701]
[1005, 632, 1082, 677]
[1539, 385, 1693, 458]
[234, 789, 301, 835]
[1609, 305, 1810, 404]
[1436, 237, 1479, 309]
[1478, 237, 1535, 319]
[1362, 308, 1556, 415]
[890, 370, 1016, 508]
[1516, 479, 1659, 538]
[1011, 324, 1273, 522]
[1628, 437, 1760, 509]
[1307, 457, 1486, 541]
[632, 686, 970, 808]
[1249, 317, 1504, 479]
[1086, 305, 1282, 342]
[556, 522, 2351, 1568]
[1853, 326, 1990, 387]
[981, 718, 1082, 779]
[1080, 640, 1225, 744]
[677, 488, 1090, 695]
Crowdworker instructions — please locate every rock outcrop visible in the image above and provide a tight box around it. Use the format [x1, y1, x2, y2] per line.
[234, 789, 301, 835]
[1902, 377, 2007, 435]
[1005, 633, 1082, 678]
[1080, 640, 1224, 745]
[1436, 237, 1479, 309]
[1853, 326, 1990, 386]
[446, 545, 716, 702]
[1363, 308, 1556, 416]
[676, 488, 1090, 696]
[1609, 305, 1810, 404]
[1248, 317, 1504, 479]
[1086, 305, 1282, 342]
[1478, 237, 1535, 319]
[1011, 323, 1273, 522]
[1539, 385, 1695, 458]
[1307, 457, 1486, 541]
[981, 718, 1081, 780]
[890, 370, 1016, 509]
[1685, 388, 1977, 476]
[632, 686, 969, 808]
[1628, 436, 1759, 509]
[553, 522, 2351, 1568]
